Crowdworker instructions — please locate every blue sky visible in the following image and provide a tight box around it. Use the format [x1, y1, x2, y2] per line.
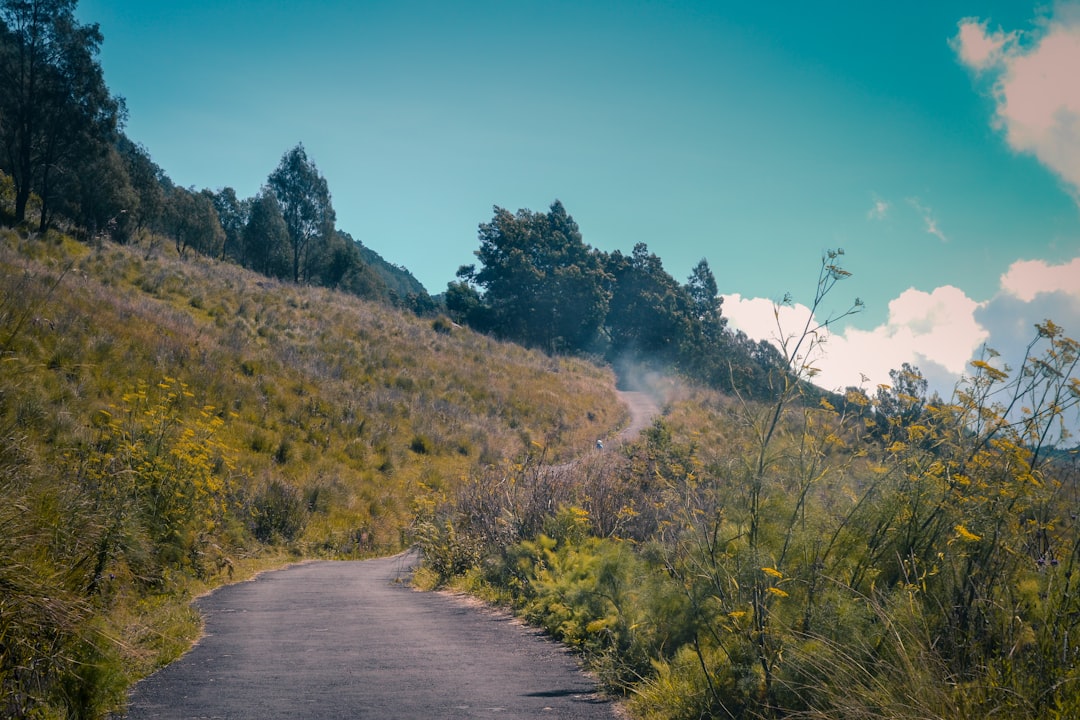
[77, 1, 1080, 414]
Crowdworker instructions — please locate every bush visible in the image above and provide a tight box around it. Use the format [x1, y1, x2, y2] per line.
[414, 520, 483, 584]
[250, 480, 307, 543]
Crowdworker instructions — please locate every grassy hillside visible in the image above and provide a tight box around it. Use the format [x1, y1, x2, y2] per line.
[0, 227, 626, 717]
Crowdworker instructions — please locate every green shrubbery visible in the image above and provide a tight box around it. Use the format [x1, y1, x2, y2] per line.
[419, 254, 1080, 719]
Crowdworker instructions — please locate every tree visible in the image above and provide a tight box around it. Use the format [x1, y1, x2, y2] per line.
[325, 229, 389, 299]
[0, 0, 122, 230]
[462, 200, 609, 353]
[242, 189, 290, 279]
[210, 187, 249, 262]
[871, 362, 930, 444]
[267, 144, 335, 283]
[602, 243, 693, 361]
[64, 142, 135, 241]
[117, 135, 165, 236]
[163, 186, 222, 259]
[686, 258, 724, 338]
[446, 272, 487, 329]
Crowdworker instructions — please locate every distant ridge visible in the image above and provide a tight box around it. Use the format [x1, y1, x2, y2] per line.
[355, 240, 428, 298]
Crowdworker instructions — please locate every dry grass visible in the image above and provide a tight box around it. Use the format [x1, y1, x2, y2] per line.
[0, 226, 627, 717]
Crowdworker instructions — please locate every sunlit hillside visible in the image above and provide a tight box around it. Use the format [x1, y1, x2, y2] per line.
[0, 226, 626, 716]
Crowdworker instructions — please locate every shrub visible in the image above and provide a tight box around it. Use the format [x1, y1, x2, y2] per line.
[250, 480, 307, 543]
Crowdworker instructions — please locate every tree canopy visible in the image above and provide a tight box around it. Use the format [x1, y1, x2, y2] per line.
[450, 200, 791, 398]
[267, 144, 335, 284]
[0, 0, 122, 231]
[458, 201, 609, 353]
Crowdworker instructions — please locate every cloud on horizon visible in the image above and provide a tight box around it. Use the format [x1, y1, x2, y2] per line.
[722, 255, 1080, 399]
[953, 4, 1080, 200]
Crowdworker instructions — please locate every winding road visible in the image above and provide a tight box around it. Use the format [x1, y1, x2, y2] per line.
[118, 391, 659, 719]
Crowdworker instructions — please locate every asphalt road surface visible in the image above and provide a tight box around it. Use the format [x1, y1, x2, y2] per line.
[119, 553, 622, 719]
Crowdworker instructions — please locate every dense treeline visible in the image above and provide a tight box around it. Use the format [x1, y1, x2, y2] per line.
[0, 1, 430, 312]
[448, 200, 791, 399]
[420, 255, 1080, 719]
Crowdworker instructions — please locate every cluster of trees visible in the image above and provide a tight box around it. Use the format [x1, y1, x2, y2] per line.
[448, 201, 787, 398]
[0, 0, 429, 311]
[0, 0, 122, 233]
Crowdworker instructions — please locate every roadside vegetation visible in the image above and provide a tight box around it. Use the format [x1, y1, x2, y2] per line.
[418, 253, 1080, 720]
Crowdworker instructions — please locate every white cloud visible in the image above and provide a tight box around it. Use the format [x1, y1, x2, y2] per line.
[1000, 256, 1080, 301]
[954, 6, 1080, 199]
[952, 18, 1017, 70]
[907, 198, 949, 242]
[723, 286, 987, 392]
[867, 199, 890, 220]
[724, 254, 1080, 440]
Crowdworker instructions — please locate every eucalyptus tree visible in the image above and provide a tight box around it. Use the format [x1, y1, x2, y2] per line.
[117, 135, 165, 235]
[163, 186, 223, 259]
[0, 0, 122, 230]
[267, 144, 335, 283]
[211, 186, 249, 262]
[243, 189, 290, 279]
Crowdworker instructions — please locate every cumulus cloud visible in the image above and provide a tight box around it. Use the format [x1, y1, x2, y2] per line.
[1000, 256, 1080, 301]
[723, 286, 987, 392]
[722, 255, 1080, 398]
[952, 18, 1017, 70]
[984, 256, 1080, 358]
[953, 6, 1080, 199]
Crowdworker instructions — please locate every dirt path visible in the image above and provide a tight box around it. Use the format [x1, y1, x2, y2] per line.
[119, 554, 620, 719]
[614, 390, 661, 442]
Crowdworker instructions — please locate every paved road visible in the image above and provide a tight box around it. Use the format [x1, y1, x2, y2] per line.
[119, 554, 621, 719]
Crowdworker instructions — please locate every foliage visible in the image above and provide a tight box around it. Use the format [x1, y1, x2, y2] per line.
[452, 200, 810, 400]
[0, 0, 123, 231]
[456, 200, 610, 353]
[243, 188, 291, 278]
[250, 479, 307, 544]
[73, 376, 234, 588]
[210, 186, 250, 263]
[267, 143, 336, 284]
[603, 243, 692, 362]
[163, 186, 224, 259]
[422, 250, 1080, 720]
